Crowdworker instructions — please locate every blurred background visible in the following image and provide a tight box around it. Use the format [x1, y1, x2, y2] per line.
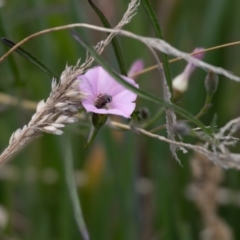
[0, 0, 240, 239]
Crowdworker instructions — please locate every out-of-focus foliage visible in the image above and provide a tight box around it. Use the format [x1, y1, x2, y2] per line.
[0, 0, 240, 239]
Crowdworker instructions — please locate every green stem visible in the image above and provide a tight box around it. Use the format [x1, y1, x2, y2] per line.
[85, 126, 99, 148]
[141, 107, 165, 128]
[149, 124, 166, 133]
[142, 0, 173, 97]
[87, 0, 127, 76]
[149, 95, 213, 133]
[195, 94, 212, 119]
[62, 138, 90, 240]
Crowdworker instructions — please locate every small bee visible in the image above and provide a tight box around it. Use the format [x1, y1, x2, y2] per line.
[95, 94, 112, 109]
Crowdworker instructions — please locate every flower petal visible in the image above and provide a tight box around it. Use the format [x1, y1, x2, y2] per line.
[94, 66, 138, 96]
[82, 66, 101, 96]
[112, 75, 139, 95]
[82, 101, 134, 118]
[82, 101, 109, 114]
[78, 74, 97, 99]
[112, 89, 137, 104]
[127, 59, 144, 79]
[79, 78, 96, 105]
[108, 103, 136, 118]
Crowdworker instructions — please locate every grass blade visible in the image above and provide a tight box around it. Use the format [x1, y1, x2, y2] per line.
[61, 137, 89, 240]
[142, 0, 173, 96]
[0, 13, 21, 86]
[87, 0, 127, 76]
[1, 37, 58, 79]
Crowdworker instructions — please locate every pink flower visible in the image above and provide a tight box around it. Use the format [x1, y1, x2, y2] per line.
[78, 66, 139, 118]
[172, 47, 205, 93]
[127, 59, 144, 79]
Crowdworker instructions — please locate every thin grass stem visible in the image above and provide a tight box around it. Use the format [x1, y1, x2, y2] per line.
[61, 137, 90, 240]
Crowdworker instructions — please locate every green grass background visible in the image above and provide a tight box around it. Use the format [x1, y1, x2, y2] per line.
[0, 0, 240, 239]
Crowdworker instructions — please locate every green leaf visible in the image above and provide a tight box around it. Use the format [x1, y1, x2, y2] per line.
[1, 37, 58, 79]
[87, 0, 127, 76]
[142, 0, 173, 97]
[77, 36, 211, 135]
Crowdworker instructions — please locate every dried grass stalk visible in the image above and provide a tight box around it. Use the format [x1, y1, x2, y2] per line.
[110, 121, 240, 169]
[1, 22, 239, 82]
[148, 46, 183, 164]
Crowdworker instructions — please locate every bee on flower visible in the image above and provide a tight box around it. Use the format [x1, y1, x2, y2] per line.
[78, 62, 142, 119]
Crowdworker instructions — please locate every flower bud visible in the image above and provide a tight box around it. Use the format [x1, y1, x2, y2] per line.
[173, 122, 190, 136]
[92, 113, 108, 129]
[85, 114, 108, 148]
[204, 71, 219, 96]
[172, 47, 205, 98]
[139, 107, 150, 120]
